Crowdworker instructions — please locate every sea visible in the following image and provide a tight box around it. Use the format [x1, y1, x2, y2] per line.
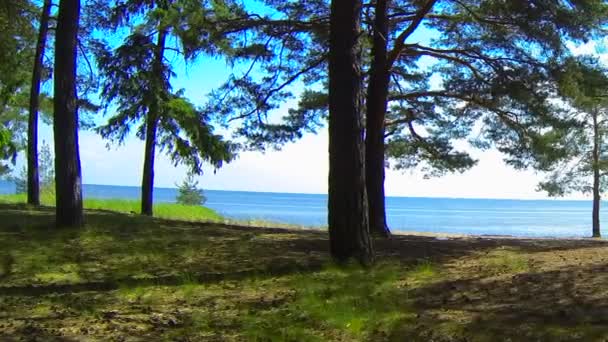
[0, 180, 601, 238]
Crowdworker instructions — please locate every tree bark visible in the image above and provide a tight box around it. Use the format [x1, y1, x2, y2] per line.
[27, 0, 52, 206]
[140, 28, 167, 216]
[365, 0, 391, 237]
[592, 109, 601, 238]
[53, 0, 83, 227]
[328, 0, 374, 265]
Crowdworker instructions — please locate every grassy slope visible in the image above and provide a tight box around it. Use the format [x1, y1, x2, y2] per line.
[1, 204, 608, 341]
[0, 194, 222, 222]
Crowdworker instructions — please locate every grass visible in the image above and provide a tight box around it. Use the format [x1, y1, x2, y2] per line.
[0, 193, 222, 222]
[0, 193, 311, 227]
[85, 198, 223, 221]
[2, 204, 608, 340]
[479, 247, 530, 276]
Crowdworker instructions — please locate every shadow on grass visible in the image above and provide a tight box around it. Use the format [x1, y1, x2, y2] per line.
[395, 262, 608, 341]
[3, 203, 608, 340]
[0, 261, 324, 296]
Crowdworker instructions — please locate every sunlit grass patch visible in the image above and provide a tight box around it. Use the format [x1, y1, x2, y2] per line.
[35, 263, 82, 283]
[480, 247, 529, 275]
[240, 261, 440, 341]
[0, 194, 223, 222]
[405, 259, 439, 285]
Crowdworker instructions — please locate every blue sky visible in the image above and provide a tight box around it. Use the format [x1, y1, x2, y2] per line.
[18, 10, 606, 200]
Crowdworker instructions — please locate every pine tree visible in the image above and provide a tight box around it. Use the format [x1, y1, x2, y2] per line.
[207, 0, 608, 238]
[27, 0, 53, 206]
[11, 141, 54, 195]
[327, 0, 373, 265]
[530, 57, 608, 238]
[53, 0, 83, 228]
[93, 0, 237, 216]
[175, 173, 206, 206]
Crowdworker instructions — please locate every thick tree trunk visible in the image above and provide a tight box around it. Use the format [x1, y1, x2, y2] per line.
[53, 0, 83, 227]
[140, 28, 167, 216]
[328, 0, 374, 265]
[592, 110, 601, 238]
[27, 0, 52, 206]
[365, 0, 391, 237]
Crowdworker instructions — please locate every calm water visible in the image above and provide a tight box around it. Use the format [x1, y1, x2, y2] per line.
[0, 181, 601, 238]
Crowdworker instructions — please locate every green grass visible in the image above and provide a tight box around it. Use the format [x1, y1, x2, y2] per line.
[480, 247, 530, 276]
[84, 198, 223, 221]
[0, 193, 314, 227]
[0, 193, 222, 222]
[2, 204, 608, 341]
[240, 261, 439, 341]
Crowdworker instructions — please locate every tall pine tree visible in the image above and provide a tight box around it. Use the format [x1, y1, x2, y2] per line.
[328, 0, 373, 264]
[93, 0, 237, 216]
[529, 57, 608, 238]
[53, 0, 83, 227]
[27, 0, 53, 206]
[207, 0, 608, 237]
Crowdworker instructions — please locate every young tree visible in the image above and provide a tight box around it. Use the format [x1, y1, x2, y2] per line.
[53, 0, 83, 227]
[327, 0, 373, 265]
[27, 0, 53, 206]
[175, 173, 206, 206]
[11, 141, 54, 195]
[93, 0, 236, 216]
[533, 58, 608, 238]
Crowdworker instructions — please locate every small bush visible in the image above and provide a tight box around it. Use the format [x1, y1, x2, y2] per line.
[175, 173, 206, 206]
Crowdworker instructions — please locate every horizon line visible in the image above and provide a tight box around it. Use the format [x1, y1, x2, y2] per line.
[78, 182, 593, 202]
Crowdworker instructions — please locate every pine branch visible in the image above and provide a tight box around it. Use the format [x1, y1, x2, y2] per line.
[388, 0, 438, 67]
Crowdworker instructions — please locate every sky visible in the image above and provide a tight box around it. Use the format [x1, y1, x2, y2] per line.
[18, 14, 608, 200]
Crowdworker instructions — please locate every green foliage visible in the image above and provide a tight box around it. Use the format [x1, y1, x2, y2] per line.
[207, 0, 608, 177]
[92, 0, 236, 175]
[0, 1, 37, 174]
[175, 173, 206, 206]
[529, 57, 608, 197]
[7, 141, 54, 194]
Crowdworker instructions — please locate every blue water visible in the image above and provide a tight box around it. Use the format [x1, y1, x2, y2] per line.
[0, 180, 601, 238]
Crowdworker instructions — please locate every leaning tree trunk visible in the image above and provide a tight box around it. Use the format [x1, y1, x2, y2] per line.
[140, 28, 167, 216]
[328, 0, 374, 265]
[365, 0, 391, 238]
[592, 110, 601, 238]
[27, 0, 52, 206]
[53, 0, 83, 227]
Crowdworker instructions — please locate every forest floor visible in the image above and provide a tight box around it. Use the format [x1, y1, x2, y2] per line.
[1, 203, 608, 341]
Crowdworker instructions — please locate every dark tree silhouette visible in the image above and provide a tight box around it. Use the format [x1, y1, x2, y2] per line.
[327, 0, 373, 265]
[53, 0, 83, 227]
[27, 0, 52, 206]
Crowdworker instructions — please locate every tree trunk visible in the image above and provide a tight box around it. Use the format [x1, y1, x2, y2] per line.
[27, 0, 52, 206]
[140, 28, 167, 216]
[328, 0, 374, 265]
[53, 0, 83, 227]
[592, 110, 601, 238]
[365, 0, 391, 238]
